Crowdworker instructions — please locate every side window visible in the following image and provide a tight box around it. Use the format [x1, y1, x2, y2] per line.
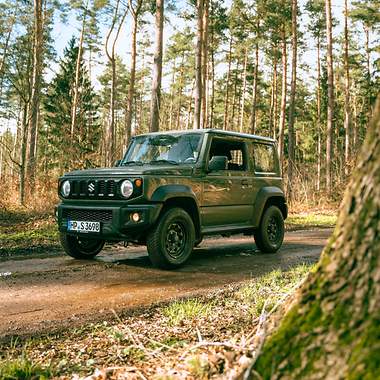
[253, 143, 276, 173]
[208, 138, 247, 171]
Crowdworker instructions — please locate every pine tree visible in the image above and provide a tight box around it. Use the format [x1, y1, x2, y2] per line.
[43, 37, 101, 172]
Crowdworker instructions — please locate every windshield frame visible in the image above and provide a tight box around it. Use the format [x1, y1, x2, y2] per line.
[121, 132, 204, 166]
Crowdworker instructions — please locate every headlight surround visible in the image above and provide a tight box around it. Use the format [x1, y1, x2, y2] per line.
[120, 180, 134, 198]
[61, 180, 71, 197]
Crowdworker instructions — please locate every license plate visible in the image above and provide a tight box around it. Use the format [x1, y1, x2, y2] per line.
[68, 220, 100, 233]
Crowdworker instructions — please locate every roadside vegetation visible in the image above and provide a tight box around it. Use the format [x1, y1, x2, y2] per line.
[0, 209, 59, 257]
[0, 264, 314, 379]
[0, 208, 336, 258]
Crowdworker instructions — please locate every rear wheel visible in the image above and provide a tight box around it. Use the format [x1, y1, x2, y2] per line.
[147, 208, 195, 269]
[60, 233, 105, 259]
[254, 206, 284, 253]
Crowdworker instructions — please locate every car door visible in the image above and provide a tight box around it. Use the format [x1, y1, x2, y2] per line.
[200, 136, 254, 228]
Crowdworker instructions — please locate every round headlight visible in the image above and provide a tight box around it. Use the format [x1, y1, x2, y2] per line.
[120, 180, 133, 198]
[61, 180, 71, 197]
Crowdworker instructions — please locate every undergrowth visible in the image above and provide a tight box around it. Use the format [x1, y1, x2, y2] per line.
[0, 264, 314, 379]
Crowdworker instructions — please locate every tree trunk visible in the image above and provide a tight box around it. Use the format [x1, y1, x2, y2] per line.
[278, 27, 287, 165]
[125, 0, 142, 150]
[20, 103, 28, 206]
[325, 0, 335, 196]
[317, 35, 322, 191]
[269, 53, 277, 138]
[27, 0, 44, 186]
[223, 36, 233, 130]
[250, 20, 260, 135]
[194, 0, 204, 129]
[287, 0, 297, 202]
[0, 15, 15, 100]
[201, 0, 209, 128]
[176, 53, 185, 130]
[249, 96, 380, 380]
[209, 5, 215, 130]
[70, 0, 88, 140]
[344, 0, 351, 176]
[150, 0, 164, 133]
[239, 47, 248, 133]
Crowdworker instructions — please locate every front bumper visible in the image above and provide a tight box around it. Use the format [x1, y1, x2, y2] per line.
[57, 201, 163, 241]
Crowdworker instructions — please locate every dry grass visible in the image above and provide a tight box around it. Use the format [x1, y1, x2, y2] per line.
[0, 264, 314, 379]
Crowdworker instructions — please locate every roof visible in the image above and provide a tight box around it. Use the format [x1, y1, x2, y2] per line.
[135, 129, 275, 143]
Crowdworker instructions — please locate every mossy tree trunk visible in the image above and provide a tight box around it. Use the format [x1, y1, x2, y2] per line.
[249, 97, 380, 379]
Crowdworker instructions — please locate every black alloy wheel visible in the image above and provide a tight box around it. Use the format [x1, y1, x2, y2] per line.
[147, 207, 195, 269]
[254, 205, 284, 253]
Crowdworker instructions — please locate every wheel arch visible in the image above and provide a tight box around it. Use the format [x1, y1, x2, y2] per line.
[151, 185, 201, 241]
[252, 187, 288, 227]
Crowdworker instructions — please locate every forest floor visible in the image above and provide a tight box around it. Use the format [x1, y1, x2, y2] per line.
[0, 264, 315, 380]
[0, 209, 336, 379]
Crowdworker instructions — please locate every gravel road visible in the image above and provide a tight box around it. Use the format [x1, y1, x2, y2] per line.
[0, 229, 332, 340]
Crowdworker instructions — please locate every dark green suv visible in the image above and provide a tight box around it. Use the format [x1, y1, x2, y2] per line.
[57, 129, 287, 269]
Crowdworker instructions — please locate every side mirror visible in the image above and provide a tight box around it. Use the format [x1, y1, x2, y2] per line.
[114, 160, 121, 167]
[208, 156, 228, 172]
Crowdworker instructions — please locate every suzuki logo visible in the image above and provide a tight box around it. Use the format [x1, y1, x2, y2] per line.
[88, 182, 95, 193]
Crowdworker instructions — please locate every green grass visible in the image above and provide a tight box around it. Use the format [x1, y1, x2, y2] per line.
[237, 264, 314, 317]
[0, 212, 59, 256]
[286, 212, 337, 230]
[0, 264, 314, 378]
[163, 298, 215, 326]
[0, 355, 52, 380]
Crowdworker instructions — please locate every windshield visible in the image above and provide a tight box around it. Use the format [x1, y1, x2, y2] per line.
[121, 133, 203, 165]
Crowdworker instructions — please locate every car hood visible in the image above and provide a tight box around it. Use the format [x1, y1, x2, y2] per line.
[62, 164, 194, 178]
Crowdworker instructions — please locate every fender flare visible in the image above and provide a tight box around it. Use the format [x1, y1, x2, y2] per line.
[150, 185, 201, 238]
[252, 187, 287, 227]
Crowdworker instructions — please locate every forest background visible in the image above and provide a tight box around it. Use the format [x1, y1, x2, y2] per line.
[0, 0, 379, 209]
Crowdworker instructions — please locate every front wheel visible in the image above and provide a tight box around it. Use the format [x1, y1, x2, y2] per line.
[60, 233, 105, 259]
[147, 208, 195, 269]
[254, 206, 284, 253]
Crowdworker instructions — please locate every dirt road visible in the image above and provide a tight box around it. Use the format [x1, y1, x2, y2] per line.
[0, 229, 332, 339]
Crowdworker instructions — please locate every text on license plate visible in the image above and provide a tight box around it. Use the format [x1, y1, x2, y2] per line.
[68, 220, 100, 233]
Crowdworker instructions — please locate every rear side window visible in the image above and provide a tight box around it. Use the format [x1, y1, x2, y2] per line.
[208, 138, 247, 171]
[253, 143, 276, 173]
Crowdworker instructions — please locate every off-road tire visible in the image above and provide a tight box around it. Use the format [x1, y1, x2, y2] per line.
[254, 205, 284, 253]
[60, 233, 105, 259]
[147, 208, 195, 269]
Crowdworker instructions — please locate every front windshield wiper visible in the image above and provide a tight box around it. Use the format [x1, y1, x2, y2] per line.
[120, 160, 144, 166]
[149, 159, 179, 165]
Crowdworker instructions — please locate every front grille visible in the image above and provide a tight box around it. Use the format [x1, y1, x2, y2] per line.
[63, 209, 113, 222]
[69, 179, 117, 199]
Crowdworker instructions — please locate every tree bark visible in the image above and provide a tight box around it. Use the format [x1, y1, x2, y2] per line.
[194, 0, 204, 129]
[125, 0, 142, 150]
[27, 0, 44, 186]
[249, 96, 380, 380]
[317, 35, 322, 191]
[250, 19, 260, 135]
[105, 0, 128, 164]
[223, 35, 233, 130]
[0, 14, 15, 101]
[325, 0, 335, 196]
[20, 102, 28, 206]
[239, 47, 248, 133]
[201, 0, 209, 128]
[344, 0, 351, 176]
[150, 0, 164, 133]
[287, 0, 297, 202]
[278, 26, 287, 165]
[70, 0, 89, 140]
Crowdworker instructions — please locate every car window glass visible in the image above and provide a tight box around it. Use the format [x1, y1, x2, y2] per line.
[253, 143, 276, 173]
[208, 138, 247, 171]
